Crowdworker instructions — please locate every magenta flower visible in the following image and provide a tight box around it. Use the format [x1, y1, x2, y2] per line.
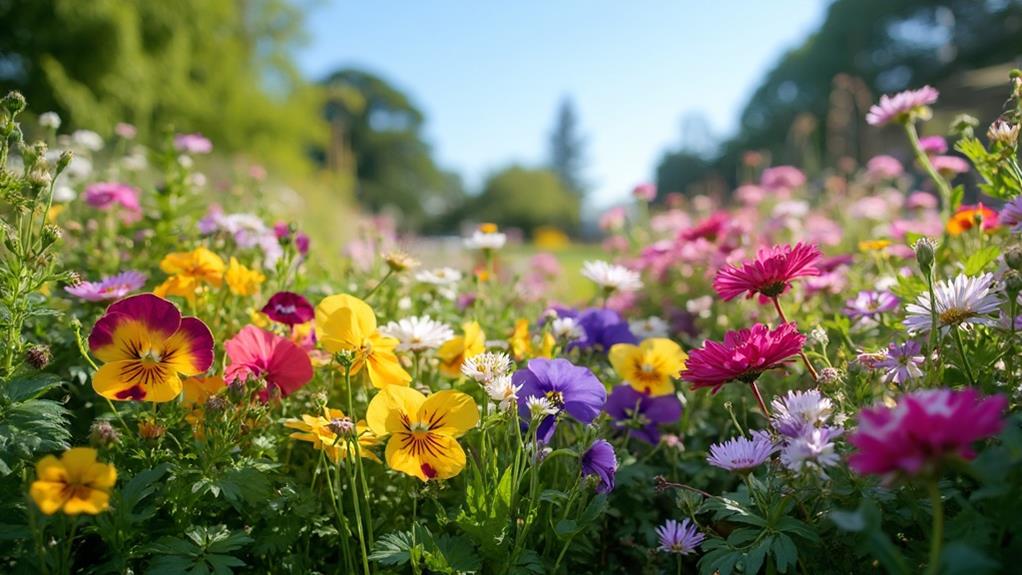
[848, 388, 1007, 478]
[707, 431, 776, 472]
[680, 212, 730, 242]
[865, 155, 904, 179]
[261, 292, 314, 326]
[295, 232, 310, 256]
[174, 133, 213, 154]
[713, 242, 821, 301]
[760, 165, 806, 192]
[632, 182, 657, 202]
[84, 182, 141, 213]
[866, 85, 939, 126]
[681, 323, 805, 392]
[225, 325, 314, 399]
[655, 519, 705, 555]
[918, 135, 947, 155]
[65, 271, 146, 302]
[273, 221, 291, 239]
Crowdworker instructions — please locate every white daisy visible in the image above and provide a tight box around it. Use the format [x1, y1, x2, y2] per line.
[581, 260, 643, 293]
[414, 267, 463, 286]
[39, 111, 61, 130]
[525, 396, 557, 419]
[461, 351, 513, 383]
[71, 129, 103, 151]
[629, 316, 669, 339]
[903, 273, 1001, 335]
[464, 229, 507, 250]
[550, 317, 583, 341]
[485, 374, 522, 411]
[379, 316, 454, 352]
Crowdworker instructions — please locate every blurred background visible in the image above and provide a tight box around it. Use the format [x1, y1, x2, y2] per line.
[1, 0, 1021, 252]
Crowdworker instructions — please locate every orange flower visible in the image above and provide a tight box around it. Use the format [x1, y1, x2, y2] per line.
[947, 204, 999, 236]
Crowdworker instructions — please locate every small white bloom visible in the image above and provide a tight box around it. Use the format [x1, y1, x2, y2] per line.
[805, 326, 829, 348]
[380, 316, 454, 353]
[526, 396, 557, 419]
[875, 276, 898, 291]
[178, 154, 194, 169]
[52, 184, 76, 203]
[904, 273, 1001, 335]
[484, 374, 522, 411]
[629, 316, 669, 339]
[685, 295, 714, 317]
[771, 390, 833, 437]
[464, 229, 507, 250]
[71, 130, 103, 151]
[779, 428, 842, 476]
[39, 111, 61, 130]
[581, 260, 643, 293]
[461, 351, 513, 383]
[397, 296, 413, 311]
[550, 317, 583, 341]
[415, 267, 463, 286]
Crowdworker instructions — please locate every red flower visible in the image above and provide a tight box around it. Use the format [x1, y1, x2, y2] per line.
[225, 325, 313, 398]
[713, 242, 821, 301]
[681, 323, 805, 392]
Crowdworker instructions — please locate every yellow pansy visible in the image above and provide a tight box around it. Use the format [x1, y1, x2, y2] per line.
[367, 386, 477, 481]
[225, 257, 266, 296]
[437, 321, 486, 377]
[509, 319, 531, 360]
[315, 294, 411, 387]
[30, 448, 117, 515]
[539, 330, 556, 358]
[609, 338, 687, 396]
[285, 407, 380, 463]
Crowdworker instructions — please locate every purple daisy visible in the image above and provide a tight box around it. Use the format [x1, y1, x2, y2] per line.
[261, 292, 314, 326]
[874, 340, 925, 385]
[866, 85, 939, 126]
[706, 431, 776, 472]
[65, 271, 147, 302]
[515, 358, 607, 443]
[999, 197, 1022, 232]
[843, 290, 899, 322]
[603, 384, 682, 444]
[655, 519, 705, 555]
[581, 439, 618, 493]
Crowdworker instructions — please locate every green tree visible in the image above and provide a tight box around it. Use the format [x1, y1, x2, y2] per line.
[468, 165, 580, 235]
[0, 0, 324, 174]
[318, 69, 464, 229]
[547, 97, 588, 198]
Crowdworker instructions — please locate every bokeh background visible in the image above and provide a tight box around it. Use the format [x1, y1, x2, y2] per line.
[2, 0, 1021, 292]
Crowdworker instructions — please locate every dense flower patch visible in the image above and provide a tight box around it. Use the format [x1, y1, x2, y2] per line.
[1, 73, 1022, 574]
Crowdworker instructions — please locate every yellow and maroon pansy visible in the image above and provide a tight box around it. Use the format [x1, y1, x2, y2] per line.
[88, 293, 215, 403]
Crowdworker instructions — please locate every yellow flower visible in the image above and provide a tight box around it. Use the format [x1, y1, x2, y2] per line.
[30, 448, 117, 515]
[858, 239, 891, 252]
[437, 321, 486, 377]
[225, 257, 265, 296]
[249, 309, 270, 328]
[285, 407, 380, 463]
[509, 319, 531, 361]
[609, 338, 687, 396]
[47, 204, 65, 223]
[479, 222, 499, 234]
[539, 330, 556, 358]
[160, 246, 225, 286]
[182, 375, 225, 408]
[153, 274, 201, 303]
[367, 386, 477, 481]
[315, 294, 411, 387]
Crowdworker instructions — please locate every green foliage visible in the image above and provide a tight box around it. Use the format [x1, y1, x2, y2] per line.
[144, 525, 253, 575]
[468, 165, 580, 235]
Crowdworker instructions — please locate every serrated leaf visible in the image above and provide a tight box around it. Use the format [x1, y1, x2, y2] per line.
[369, 531, 412, 566]
[771, 533, 797, 573]
[963, 245, 1000, 276]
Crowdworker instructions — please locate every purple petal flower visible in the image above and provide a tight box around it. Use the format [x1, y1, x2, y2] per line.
[515, 358, 606, 443]
[706, 431, 776, 472]
[866, 86, 939, 126]
[655, 519, 705, 555]
[999, 197, 1022, 232]
[874, 340, 925, 385]
[843, 290, 899, 322]
[581, 439, 617, 493]
[65, 271, 147, 302]
[565, 308, 637, 352]
[261, 292, 314, 326]
[604, 384, 682, 444]
[174, 133, 213, 154]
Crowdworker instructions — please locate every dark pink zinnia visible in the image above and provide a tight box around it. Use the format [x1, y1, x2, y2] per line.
[681, 323, 806, 392]
[713, 242, 821, 301]
[848, 388, 1006, 478]
[261, 291, 314, 326]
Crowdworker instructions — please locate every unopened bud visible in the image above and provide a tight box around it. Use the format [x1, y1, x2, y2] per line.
[1005, 246, 1022, 270]
[2, 91, 26, 116]
[64, 270, 82, 288]
[818, 367, 842, 385]
[89, 420, 120, 448]
[913, 238, 936, 272]
[950, 114, 979, 138]
[988, 120, 1020, 146]
[137, 419, 166, 441]
[41, 224, 62, 245]
[25, 344, 51, 369]
[1005, 270, 1022, 296]
[334, 349, 356, 367]
[384, 251, 419, 273]
[806, 326, 829, 348]
[205, 395, 228, 413]
[55, 150, 73, 175]
[327, 417, 355, 437]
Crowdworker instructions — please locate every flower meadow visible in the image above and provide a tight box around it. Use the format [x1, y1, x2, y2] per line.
[2, 73, 1022, 575]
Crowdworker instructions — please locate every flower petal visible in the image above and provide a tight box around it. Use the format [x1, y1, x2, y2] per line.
[89, 294, 182, 362]
[367, 385, 426, 436]
[93, 360, 183, 402]
[162, 317, 215, 376]
[30, 480, 70, 515]
[385, 431, 466, 481]
[418, 390, 478, 437]
[366, 350, 412, 388]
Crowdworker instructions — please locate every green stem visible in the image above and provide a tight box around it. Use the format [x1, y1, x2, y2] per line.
[924, 270, 941, 387]
[952, 327, 977, 386]
[1009, 298, 1017, 379]
[771, 298, 818, 381]
[411, 488, 421, 575]
[363, 269, 394, 301]
[925, 481, 944, 575]
[904, 121, 954, 221]
[749, 381, 772, 420]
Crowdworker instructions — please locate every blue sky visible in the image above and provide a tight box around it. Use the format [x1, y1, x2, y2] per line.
[296, 1, 828, 208]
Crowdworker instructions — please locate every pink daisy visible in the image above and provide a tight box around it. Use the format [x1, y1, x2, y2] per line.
[931, 155, 970, 177]
[866, 85, 939, 126]
[713, 242, 821, 301]
[848, 388, 1006, 478]
[760, 165, 806, 192]
[681, 322, 806, 392]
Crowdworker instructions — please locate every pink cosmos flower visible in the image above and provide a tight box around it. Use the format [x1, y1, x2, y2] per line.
[65, 271, 146, 302]
[174, 133, 213, 154]
[918, 136, 947, 156]
[84, 182, 141, 212]
[681, 323, 806, 392]
[632, 182, 657, 202]
[848, 388, 1006, 478]
[760, 166, 806, 192]
[866, 86, 939, 126]
[865, 155, 904, 179]
[713, 242, 821, 301]
[225, 325, 314, 399]
[931, 155, 970, 177]
[261, 292, 314, 326]
[735, 184, 766, 206]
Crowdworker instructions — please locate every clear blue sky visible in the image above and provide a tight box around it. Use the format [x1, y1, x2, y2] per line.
[296, 1, 828, 209]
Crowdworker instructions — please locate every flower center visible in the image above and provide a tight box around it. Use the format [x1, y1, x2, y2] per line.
[759, 281, 787, 297]
[544, 390, 564, 409]
[938, 307, 975, 326]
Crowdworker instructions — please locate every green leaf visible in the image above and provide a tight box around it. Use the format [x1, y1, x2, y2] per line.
[776, 516, 820, 543]
[726, 527, 760, 546]
[829, 508, 866, 532]
[436, 534, 482, 572]
[744, 536, 772, 575]
[509, 550, 545, 575]
[941, 541, 1001, 575]
[369, 531, 412, 566]
[5, 373, 63, 401]
[554, 519, 579, 538]
[950, 184, 965, 212]
[771, 533, 797, 573]
[963, 245, 1001, 276]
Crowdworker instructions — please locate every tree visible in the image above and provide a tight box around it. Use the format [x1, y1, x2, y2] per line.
[547, 97, 588, 199]
[469, 165, 580, 235]
[318, 69, 464, 230]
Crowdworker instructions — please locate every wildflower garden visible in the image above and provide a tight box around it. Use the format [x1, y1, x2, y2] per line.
[2, 66, 1022, 574]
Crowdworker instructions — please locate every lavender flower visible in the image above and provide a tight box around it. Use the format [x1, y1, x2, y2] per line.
[581, 439, 618, 493]
[999, 197, 1022, 232]
[515, 358, 607, 443]
[706, 432, 776, 472]
[843, 290, 899, 323]
[655, 519, 705, 555]
[65, 271, 146, 302]
[603, 384, 682, 444]
[866, 86, 939, 126]
[174, 132, 213, 154]
[770, 389, 833, 438]
[874, 341, 925, 384]
[779, 427, 843, 476]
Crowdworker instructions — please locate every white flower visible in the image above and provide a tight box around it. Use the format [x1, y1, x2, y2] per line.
[464, 229, 507, 250]
[771, 390, 833, 437]
[779, 428, 842, 476]
[415, 267, 463, 286]
[550, 317, 583, 341]
[52, 184, 76, 203]
[71, 130, 103, 152]
[988, 120, 1019, 145]
[581, 260, 643, 293]
[39, 112, 61, 130]
[397, 296, 413, 311]
[461, 351, 513, 383]
[629, 316, 669, 339]
[685, 295, 714, 317]
[380, 316, 454, 353]
[904, 273, 1001, 335]
[485, 374, 522, 411]
[526, 396, 557, 419]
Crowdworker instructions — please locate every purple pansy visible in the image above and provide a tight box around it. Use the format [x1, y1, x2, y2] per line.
[581, 439, 618, 493]
[603, 384, 682, 444]
[554, 307, 637, 352]
[515, 358, 606, 443]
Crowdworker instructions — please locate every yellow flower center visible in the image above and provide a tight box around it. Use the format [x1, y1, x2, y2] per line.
[939, 307, 974, 326]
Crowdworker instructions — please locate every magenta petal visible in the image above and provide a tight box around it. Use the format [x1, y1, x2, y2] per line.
[176, 317, 215, 372]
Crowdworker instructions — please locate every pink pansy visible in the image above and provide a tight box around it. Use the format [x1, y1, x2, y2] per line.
[849, 388, 1006, 478]
[224, 325, 313, 399]
[713, 242, 821, 301]
[682, 323, 806, 393]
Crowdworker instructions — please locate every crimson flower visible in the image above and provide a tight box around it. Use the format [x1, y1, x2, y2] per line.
[713, 242, 821, 301]
[261, 291, 314, 326]
[681, 323, 805, 392]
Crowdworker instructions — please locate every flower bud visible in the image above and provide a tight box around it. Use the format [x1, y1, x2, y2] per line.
[327, 417, 355, 438]
[25, 344, 51, 369]
[1005, 246, 1022, 270]
[988, 120, 1020, 146]
[89, 420, 120, 448]
[384, 251, 419, 273]
[913, 238, 936, 272]
[41, 224, 63, 246]
[950, 113, 979, 138]
[137, 419, 166, 441]
[818, 367, 842, 385]
[55, 150, 73, 175]
[205, 395, 229, 413]
[2, 91, 26, 116]
[806, 326, 829, 348]
[1005, 270, 1022, 297]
